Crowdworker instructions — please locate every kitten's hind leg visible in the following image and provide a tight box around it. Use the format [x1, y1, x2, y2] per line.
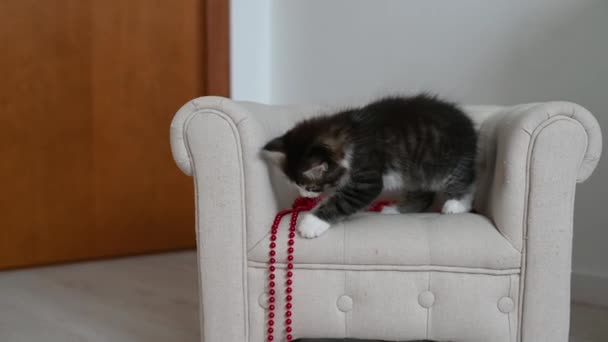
[441, 182, 474, 214]
[442, 192, 473, 214]
[440, 156, 476, 214]
[398, 191, 434, 213]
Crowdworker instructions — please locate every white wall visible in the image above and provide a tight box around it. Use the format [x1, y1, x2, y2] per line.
[232, 0, 608, 302]
[230, 0, 272, 103]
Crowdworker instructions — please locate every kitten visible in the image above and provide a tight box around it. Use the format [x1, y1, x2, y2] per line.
[263, 94, 477, 239]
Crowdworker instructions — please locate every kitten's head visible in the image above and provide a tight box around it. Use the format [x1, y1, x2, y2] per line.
[262, 118, 350, 198]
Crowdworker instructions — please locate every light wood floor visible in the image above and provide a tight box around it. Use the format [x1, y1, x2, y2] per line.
[0, 251, 605, 342]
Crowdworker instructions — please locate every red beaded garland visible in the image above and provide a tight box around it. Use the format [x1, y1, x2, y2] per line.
[266, 198, 317, 342]
[266, 197, 394, 341]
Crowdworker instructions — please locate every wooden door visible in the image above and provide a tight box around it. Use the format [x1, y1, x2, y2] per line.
[0, 0, 228, 269]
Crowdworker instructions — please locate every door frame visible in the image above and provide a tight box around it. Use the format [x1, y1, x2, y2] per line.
[204, 0, 230, 97]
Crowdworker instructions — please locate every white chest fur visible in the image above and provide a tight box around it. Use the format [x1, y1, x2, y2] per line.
[382, 171, 403, 191]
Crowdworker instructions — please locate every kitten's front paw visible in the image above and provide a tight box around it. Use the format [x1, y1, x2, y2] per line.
[297, 213, 331, 238]
[441, 198, 471, 214]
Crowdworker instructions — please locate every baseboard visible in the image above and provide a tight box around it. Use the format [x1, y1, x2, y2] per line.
[571, 271, 608, 307]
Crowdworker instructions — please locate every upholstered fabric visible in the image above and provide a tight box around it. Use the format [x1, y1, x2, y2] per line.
[170, 97, 602, 342]
[248, 212, 521, 272]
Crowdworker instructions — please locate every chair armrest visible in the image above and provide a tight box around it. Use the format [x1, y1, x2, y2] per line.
[472, 101, 602, 341]
[171, 96, 327, 341]
[474, 101, 602, 251]
[170, 96, 324, 249]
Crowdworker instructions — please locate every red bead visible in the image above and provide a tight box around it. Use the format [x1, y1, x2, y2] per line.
[268, 296, 275, 303]
[289, 232, 295, 238]
[269, 258, 276, 264]
[288, 239, 295, 246]
[286, 295, 292, 301]
[286, 279, 292, 285]
[269, 312, 275, 318]
[270, 235, 277, 241]
[268, 319, 274, 326]
[287, 255, 294, 261]
[269, 274, 275, 280]
[285, 318, 292, 325]
[287, 263, 294, 269]
[267, 327, 274, 334]
[269, 250, 276, 256]
[269, 304, 275, 310]
[270, 242, 276, 249]
[269, 281, 275, 287]
[286, 287, 292, 293]
[288, 247, 294, 253]
[269, 266, 276, 272]
[286, 311, 292, 317]
[269, 289, 275, 295]
[286, 326, 292, 333]
[287, 271, 293, 277]
[271, 229, 278, 234]
[268, 335, 274, 341]
[287, 334, 293, 341]
[286, 303, 292, 309]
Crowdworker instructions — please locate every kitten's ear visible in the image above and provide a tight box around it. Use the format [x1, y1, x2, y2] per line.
[303, 162, 328, 180]
[262, 136, 286, 165]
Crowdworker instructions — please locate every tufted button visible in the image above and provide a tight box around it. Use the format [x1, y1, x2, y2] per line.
[418, 291, 435, 308]
[259, 293, 269, 309]
[498, 297, 514, 313]
[337, 295, 353, 312]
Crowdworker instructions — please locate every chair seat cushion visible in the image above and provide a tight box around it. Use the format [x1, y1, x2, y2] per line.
[248, 213, 521, 272]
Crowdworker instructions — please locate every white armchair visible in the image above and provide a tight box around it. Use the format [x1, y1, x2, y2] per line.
[170, 96, 601, 342]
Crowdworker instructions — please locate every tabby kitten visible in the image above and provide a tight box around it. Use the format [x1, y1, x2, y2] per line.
[263, 94, 477, 239]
